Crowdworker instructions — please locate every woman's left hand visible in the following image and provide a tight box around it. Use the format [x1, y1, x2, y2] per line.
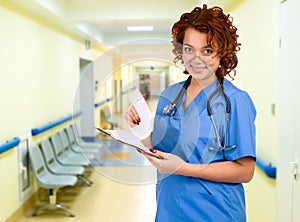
[140, 149, 186, 174]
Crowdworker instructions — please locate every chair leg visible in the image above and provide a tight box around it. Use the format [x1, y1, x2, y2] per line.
[32, 188, 75, 217]
[55, 203, 75, 217]
[78, 175, 93, 186]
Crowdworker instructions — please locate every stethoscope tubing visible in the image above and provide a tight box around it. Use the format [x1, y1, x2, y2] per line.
[163, 76, 236, 152]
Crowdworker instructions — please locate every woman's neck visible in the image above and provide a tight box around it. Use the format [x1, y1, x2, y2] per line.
[190, 75, 218, 90]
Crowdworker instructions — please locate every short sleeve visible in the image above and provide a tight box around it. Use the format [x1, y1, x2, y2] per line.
[224, 91, 256, 161]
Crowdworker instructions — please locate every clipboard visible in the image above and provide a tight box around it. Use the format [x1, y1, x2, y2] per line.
[95, 127, 160, 159]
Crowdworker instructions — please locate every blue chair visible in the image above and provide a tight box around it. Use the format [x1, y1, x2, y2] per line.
[29, 145, 77, 217]
[50, 132, 89, 166]
[65, 125, 98, 156]
[70, 123, 102, 148]
[58, 130, 94, 165]
[40, 139, 92, 186]
[50, 132, 93, 186]
[102, 105, 123, 129]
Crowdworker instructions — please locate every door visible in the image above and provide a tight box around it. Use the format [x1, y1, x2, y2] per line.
[79, 58, 95, 141]
[277, 0, 300, 221]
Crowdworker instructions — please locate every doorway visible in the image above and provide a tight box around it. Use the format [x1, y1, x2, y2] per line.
[79, 58, 95, 141]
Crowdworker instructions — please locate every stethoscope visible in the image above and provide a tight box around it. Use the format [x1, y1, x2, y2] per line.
[163, 75, 236, 152]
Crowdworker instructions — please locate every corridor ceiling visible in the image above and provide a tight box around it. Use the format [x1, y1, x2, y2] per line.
[6, 0, 245, 65]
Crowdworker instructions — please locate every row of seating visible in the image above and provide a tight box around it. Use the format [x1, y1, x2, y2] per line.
[29, 124, 99, 217]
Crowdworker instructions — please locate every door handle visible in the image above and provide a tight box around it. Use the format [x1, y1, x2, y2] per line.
[290, 160, 299, 181]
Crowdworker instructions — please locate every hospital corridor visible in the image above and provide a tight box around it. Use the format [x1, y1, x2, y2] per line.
[1, 0, 300, 222]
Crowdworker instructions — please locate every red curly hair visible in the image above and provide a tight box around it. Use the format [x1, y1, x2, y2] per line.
[172, 4, 241, 80]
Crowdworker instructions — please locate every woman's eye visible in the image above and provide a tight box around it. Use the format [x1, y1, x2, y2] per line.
[203, 48, 213, 55]
[183, 47, 193, 53]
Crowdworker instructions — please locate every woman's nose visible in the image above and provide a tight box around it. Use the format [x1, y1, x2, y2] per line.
[193, 54, 204, 63]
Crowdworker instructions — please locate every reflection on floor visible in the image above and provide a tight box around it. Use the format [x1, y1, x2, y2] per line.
[93, 139, 152, 166]
[15, 139, 157, 222]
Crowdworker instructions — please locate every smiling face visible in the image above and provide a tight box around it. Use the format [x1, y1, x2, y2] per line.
[182, 28, 221, 86]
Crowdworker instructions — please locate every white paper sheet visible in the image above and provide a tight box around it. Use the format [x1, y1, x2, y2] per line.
[129, 89, 153, 139]
[96, 89, 158, 157]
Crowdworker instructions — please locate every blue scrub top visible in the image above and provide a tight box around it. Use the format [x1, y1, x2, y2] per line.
[151, 79, 256, 222]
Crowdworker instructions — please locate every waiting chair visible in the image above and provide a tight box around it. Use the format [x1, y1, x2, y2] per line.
[50, 132, 93, 186]
[65, 125, 98, 156]
[50, 131, 89, 166]
[29, 145, 77, 217]
[102, 105, 123, 129]
[40, 139, 92, 186]
[58, 129, 96, 164]
[71, 123, 103, 145]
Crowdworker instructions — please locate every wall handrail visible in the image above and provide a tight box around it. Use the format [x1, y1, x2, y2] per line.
[0, 137, 21, 155]
[94, 86, 137, 108]
[31, 112, 81, 136]
[256, 157, 276, 179]
[94, 97, 114, 108]
[0, 134, 277, 180]
[1, 95, 115, 154]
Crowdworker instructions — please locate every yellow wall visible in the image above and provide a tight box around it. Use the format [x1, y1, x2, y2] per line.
[0, 150, 19, 222]
[0, 4, 80, 140]
[0, 3, 104, 221]
[228, 0, 279, 221]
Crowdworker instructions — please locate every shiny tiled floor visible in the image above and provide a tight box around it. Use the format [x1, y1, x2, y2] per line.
[16, 99, 159, 222]
[17, 165, 157, 222]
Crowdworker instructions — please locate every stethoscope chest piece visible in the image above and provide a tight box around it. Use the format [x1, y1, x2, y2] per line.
[163, 103, 177, 117]
[163, 75, 192, 117]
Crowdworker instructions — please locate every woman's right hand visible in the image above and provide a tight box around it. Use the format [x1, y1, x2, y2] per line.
[125, 105, 141, 128]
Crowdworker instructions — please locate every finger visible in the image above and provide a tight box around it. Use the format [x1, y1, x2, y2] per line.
[126, 110, 136, 124]
[137, 149, 161, 162]
[145, 150, 167, 163]
[150, 149, 168, 159]
[130, 106, 141, 123]
[137, 149, 153, 160]
[125, 112, 135, 127]
[130, 105, 138, 115]
[126, 106, 140, 126]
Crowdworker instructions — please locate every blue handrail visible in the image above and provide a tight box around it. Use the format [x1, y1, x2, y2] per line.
[94, 97, 114, 107]
[0, 137, 21, 155]
[94, 87, 136, 107]
[0, 132, 277, 180]
[31, 112, 81, 136]
[32, 97, 114, 136]
[0, 96, 114, 154]
[256, 157, 276, 179]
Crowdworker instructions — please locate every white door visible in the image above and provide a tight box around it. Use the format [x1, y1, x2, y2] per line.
[293, 101, 300, 221]
[79, 58, 95, 140]
[277, 0, 300, 221]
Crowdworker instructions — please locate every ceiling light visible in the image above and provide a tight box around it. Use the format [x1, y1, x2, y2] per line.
[127, 26, 154, 31]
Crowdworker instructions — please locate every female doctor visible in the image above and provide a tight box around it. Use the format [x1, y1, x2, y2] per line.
[126, 5, 256, 222]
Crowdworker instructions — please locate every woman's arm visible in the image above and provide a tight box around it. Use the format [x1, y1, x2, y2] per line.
[143, 149, 255, 183]
[178, 155, 255, 183]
